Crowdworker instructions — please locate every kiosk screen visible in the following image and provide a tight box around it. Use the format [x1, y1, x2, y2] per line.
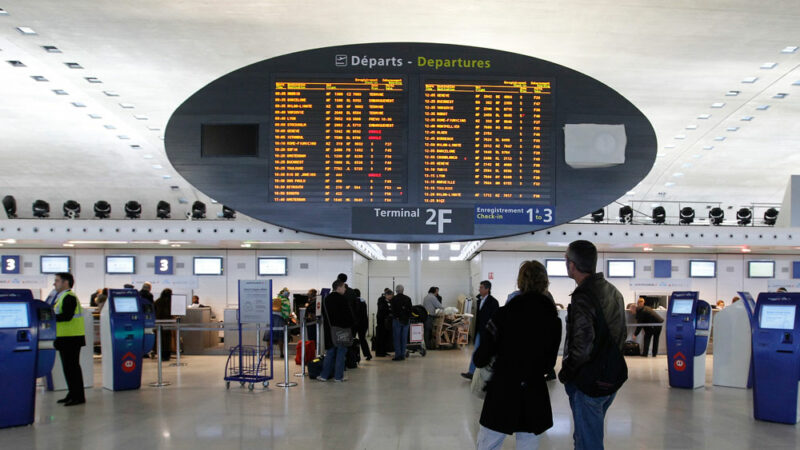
[0, 303, 29, 328]
[672, 299, 693, 314]
[759, 305, 796, 330]
[114, 296, 139, 313]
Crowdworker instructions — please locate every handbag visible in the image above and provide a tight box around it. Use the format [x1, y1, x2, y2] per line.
[470, 358, 494, 399]
[324, 296, 353, 347]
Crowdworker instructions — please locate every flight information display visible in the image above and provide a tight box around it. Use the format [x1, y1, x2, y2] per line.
[422, 79, 554, 204]
[272, 77, 407, 203]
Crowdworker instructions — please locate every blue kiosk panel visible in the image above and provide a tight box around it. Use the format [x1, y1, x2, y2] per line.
[0, 289, 56, 428]
[666, 291, 712, 389]
[100, 289, 146, 391]
[753, 292, 800, 424]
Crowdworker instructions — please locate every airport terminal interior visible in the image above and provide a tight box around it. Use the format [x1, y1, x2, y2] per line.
[2, 0, 800, 448]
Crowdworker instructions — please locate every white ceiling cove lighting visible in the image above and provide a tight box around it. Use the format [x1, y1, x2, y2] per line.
[386, 256, 398, 261]
[428, 256, 440, 261]
[386, 243, 397, 250]
[450, 243, 460, 251]
[428, 243, 439, 250]
[760, 62, 777, 69]
[742, 77, 758, 83]
[781, 46, 798, 53]
[16, 26, 37, 35]
[710, 102, 725, 108]
[697, 114, 711, 119]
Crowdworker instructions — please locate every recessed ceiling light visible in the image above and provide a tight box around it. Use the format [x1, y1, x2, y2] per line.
[742, 77, 758, 83]
[152, 164, 163, 169]
[117, 135, 130, 140]
[62, 243, 74, 248]
[64, 62, 83, 69]
[726, 126, 739, 132]
[664, 144, 675, 149]
[625, 191, 636, 196]
[104, 124, 116, 129]
[782, 46, 798, 53]
[428, 256, 440, 261]
[103, 91, 119, 97]
[429, 243, 439, 250]
[773, 93, 788, 99]
[681, 163, 692, 168]
[643, 247, 653, 252]
[240, 243, 252, 248]
[386, 256, 398, 261]
[147, 126, 160, 131]
[170, 244, 181, 248]
[714, 136, 726, 141]
[697, 114, 711, 119]
[16, 27, 37, 35]
[162, 175, 172, 179]
[702, 145, 714, 150]
[130, 144, 141, 149]
[386, 243, 397, 250]
[143, 154, 154, 159]
[756, 105, 770, 110]
[793, 80, 800, 86]
[692, 154, 702, 159]
[664, 182, 675, 187]
[0, 8, 8, 15]
[450, 243, 460, 251]
[119, 103, 135, 109]
[741, 247, 751, 253]
[84, 77, 101, 83]
[71, 102, 86, 108]
[710, 102, 725, 108]
[760, 62, 777, 69]
[31, 75, 48, 82]
[725, 90, 740, 96]
[672, 172, 683, 177]
[741, 116, 754, 121]
[42, 45, 61, 53]
[686, 124, 697, 130]
[52, 89, 68, 95]
[7, 60, 26, 67]
[134, 114, 148, 120]
[674, 134, 686, 140]
[449, 256, 460, 261]
[88, 114, 102, 119]
[178, 197, 188, 204]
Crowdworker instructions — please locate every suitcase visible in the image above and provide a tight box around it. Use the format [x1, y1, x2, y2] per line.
[624, 340, 641, 356]
[295, 340, 316, 365]
[346, 339, 361, 369]
[307, 356, 324, 379]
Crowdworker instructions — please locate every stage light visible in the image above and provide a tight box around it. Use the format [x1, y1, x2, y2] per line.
[652, 206, 666, 224]
[2, 195, 17, 218]
[191, 201, 206, 219]
[709, 207, 724, 225]
[156, 201, 171, 219]
[93, 200, 111, 219]
[736, 207, 752, 226]
[222, 205, 236, 219]
[590, 209, 604, 223]
[618, 205, 633, 224]
[63, 200, 81, 219]
[124, 200, 142, 219]
[679, 207, 695, 224]
[32, 199, 50, 218]
[764, 208, 779, 226]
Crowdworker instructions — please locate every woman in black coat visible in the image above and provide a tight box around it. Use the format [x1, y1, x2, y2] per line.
[374, 288, 394, 356]
[473, 260, 562, 449]
[154, 288, 174, 361]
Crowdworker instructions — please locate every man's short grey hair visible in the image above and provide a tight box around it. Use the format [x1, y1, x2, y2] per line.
[395, 284, 404, 293]
[142, 282, 152, 291]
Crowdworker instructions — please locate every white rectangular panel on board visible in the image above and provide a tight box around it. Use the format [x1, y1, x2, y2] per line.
[564, 124, 627, 169]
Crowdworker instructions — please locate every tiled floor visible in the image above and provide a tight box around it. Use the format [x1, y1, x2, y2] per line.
[1, 349, 799, 449]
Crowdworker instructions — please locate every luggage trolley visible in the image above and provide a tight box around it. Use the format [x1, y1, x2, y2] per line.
[407, 305, 428, 357]
[224, 281, 274, 390]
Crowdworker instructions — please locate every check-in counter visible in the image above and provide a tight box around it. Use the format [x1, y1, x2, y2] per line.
[182, 307, 217, 354]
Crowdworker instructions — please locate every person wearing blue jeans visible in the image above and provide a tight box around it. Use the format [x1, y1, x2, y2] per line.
[318, 344, 347, 381]
[392, 318, 409, 360]
[462, 280, 498, 380]
[564, 383, 617, 449]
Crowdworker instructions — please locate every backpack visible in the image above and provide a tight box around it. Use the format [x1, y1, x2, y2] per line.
[572, 293, 628, 397]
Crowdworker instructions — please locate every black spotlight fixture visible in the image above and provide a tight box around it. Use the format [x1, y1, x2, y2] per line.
[736, 207, 752, 226]
[32, 199, 50, 218]
[222, 205, 236, 219]
[63, 200, 81, 219]
[590, 208, 604, 223]
[679, 207, 695, 225]
[618, 205, 633, 224]
[124, 200, 142, 219]
[156, 200, 171, 219]
[709, 207, 725, 225]
[191, 201, 206, 219]
[764, 207, 779, 226]
[93, 200, 111, 219]
[2, 195, 17, 218]
[652, 206, 666, 224]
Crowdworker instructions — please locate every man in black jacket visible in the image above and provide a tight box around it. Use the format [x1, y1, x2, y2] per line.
[390, 284, 412, 361]
[632, 297, 664, 356]
[558, 240, 627, 450]
[353, 288, 372, 361]
[317, 280, 355, 382]
[461, 280, 498, 380]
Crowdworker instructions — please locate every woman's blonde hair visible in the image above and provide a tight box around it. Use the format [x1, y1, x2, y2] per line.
[517, 260, 549, 294]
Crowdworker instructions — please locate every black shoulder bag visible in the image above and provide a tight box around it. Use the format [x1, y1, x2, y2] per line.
[573, 293, 628, 397]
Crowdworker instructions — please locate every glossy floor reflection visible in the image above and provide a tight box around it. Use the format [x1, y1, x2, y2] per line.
[1, 350, 799, 449]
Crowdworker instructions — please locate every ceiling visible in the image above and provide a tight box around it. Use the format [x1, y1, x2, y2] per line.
[0, 0, 798, 224]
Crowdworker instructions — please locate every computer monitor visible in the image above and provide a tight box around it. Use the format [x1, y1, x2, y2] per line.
[607, 260, 635, 278]
[672, 299, 693, 314]
[113, 296, 139, 313]
[40, 255, 70, 274]
[106, 256, 136, 274]
[0, 303, 29, 328]
[258, 257, 287, 276]
[748, 261, 775, 278]
[193, 257, 223, 275]
[759, 305, 796, 330]
[689, 260, 716, 278]
[545, 259, 568, 277]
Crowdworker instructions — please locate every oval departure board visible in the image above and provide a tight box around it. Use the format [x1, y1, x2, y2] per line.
[165, 43, 656, 242]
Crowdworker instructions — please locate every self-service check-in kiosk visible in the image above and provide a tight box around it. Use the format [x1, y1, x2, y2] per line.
[712, 292, 756, 388]
[0, 289, 56, 428]
[666, 291, 712, 389]
[100, 289, 155, 391]
[752, 292, 800, 424]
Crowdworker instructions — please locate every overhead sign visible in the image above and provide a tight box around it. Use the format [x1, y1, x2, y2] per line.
[1, 256, 20, 274]
[154, 256, 173, 275]
[165, 43, 656, 242]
